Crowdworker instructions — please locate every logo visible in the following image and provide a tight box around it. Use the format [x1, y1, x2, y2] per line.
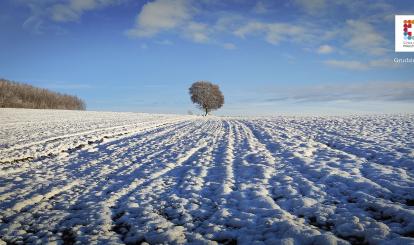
[404, 20, 412, 40]
[396, 15, 414, 52]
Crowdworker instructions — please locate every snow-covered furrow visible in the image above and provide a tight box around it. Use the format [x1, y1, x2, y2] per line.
[0, 118, 189, 164]
[263, 119, 414, 201]
[108, 119, 225, 244]
[0, 108, 191, 163]
[0, 119, 207, 243]
[247, 119, 414, 244]
[91, 126, 210, 243]
[258, 120, 414, 198]
[1, 109, 413, 245]
[286, 115, 414, 170]
[0, 120, 199, 243]
[0, 120, 194, 210]
[0, 120, 193, 210]
[224, 120, 342, 245]
[0, 109, 167, 146]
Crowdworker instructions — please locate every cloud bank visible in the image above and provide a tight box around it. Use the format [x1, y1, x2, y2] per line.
[14, 0, 406, 68]
[264, 82, 414, 103]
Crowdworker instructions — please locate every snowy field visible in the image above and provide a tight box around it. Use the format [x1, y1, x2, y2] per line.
[1, 108, 413, 245]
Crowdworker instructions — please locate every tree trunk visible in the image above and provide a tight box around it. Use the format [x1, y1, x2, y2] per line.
[205, 108, 208, 116]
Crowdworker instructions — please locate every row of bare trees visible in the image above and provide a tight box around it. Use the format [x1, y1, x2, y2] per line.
[0, 79, 86, 110]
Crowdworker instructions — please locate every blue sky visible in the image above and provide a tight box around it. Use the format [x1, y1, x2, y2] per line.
[1, 0, 414, 115]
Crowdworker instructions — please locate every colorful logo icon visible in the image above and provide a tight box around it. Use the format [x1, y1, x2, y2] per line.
[404, 20, 413, 40]
[396, 15, 414, 52]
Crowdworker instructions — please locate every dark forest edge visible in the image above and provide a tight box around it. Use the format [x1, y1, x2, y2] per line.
[0, 78, 86, 110]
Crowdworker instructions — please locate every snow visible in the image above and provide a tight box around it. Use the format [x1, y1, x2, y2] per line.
[1, 108, 413, 244]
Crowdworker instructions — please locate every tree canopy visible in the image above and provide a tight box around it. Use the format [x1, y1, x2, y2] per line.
[189, 81, 224, 116]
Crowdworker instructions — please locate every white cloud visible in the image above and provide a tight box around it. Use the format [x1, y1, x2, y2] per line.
[344, 20, 388, 56]
[324, 60, 367, 70]
[293, 0, 326, 15]
[50, 0, 120, 22]
[127, 0, 192, 37]
[184, 22, 210, 43]
[234, 21, 305, 45]
[252, 1, 268, 14]
[126, 1, 239, 48]
[234, 21, 262, 37]
[214, 15, 244, 32]
[51, 4, 78, 22]
[17, 0, 388, 56]
[126, 2, 314, 47]
[317, 45, 334, 54]
[324, 59, 399, 70]
[155, 39, 173, 45]
[222, 43, 236, 50]
[18, 0, 53, 33]
[15, 0, 121, 33]
[22, 15, 46, 34]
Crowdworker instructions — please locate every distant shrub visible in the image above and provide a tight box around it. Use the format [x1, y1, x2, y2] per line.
[0, 78, 86, 110]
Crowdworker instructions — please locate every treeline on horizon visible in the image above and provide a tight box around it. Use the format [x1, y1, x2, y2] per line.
[0, 79, 86, 110]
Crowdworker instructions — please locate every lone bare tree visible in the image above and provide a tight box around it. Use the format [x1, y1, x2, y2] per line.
[189, 81, 224, 116]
